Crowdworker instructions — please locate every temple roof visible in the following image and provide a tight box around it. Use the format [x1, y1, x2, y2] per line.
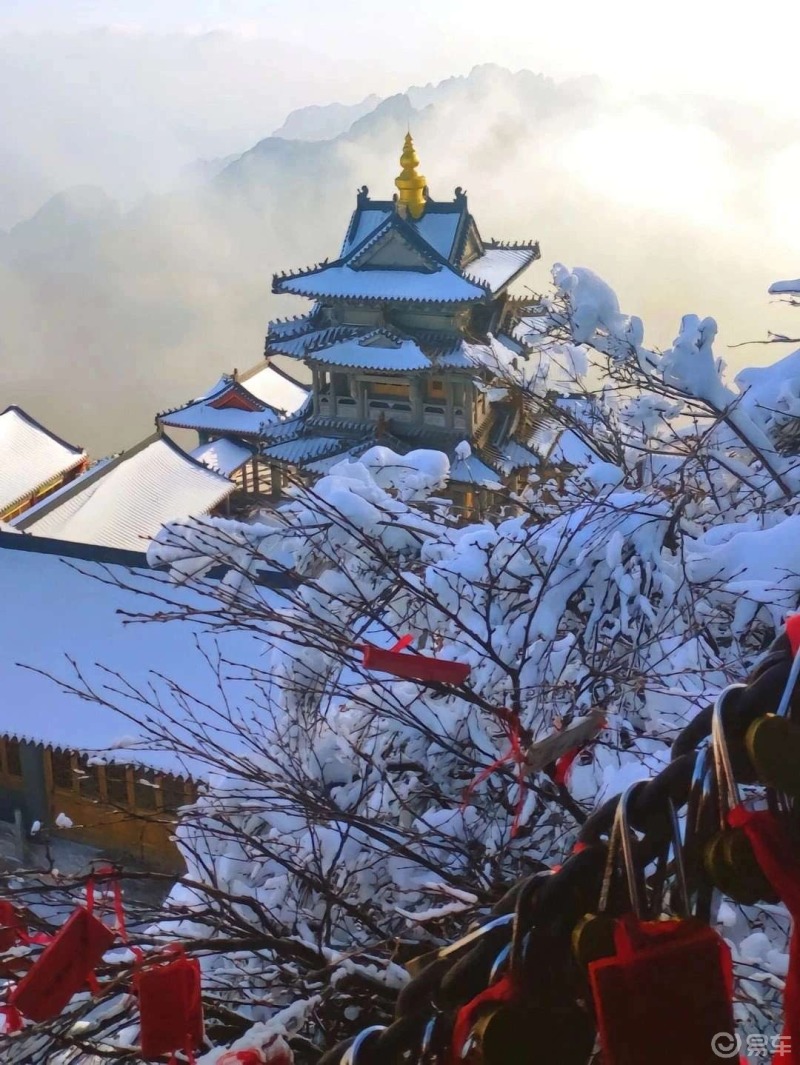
[191, 437, 255, 476]
[15, 434, 234, 551]
[159, 363, 311, 438]
[273, 169, 539, 306]
[306, 329, 433, 371]
[237, 362, 310, 414]
[0, 406, 86, 515]
[267, 317, 529, 375]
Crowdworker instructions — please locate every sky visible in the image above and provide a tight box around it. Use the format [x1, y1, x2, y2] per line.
[1, 0, 799, 453]
[2, 0, 799, 112]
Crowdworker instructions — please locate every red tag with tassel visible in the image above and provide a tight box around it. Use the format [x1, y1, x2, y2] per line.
[588, 915, 735, 1065]
[7, 867, 124, 1023]
[362, 636, 470, 686]
[134, 947, 204, 1060]
[0, 901, 22, 951]
[9, 905, 114, 1022]
[728, 806, 800, 1063]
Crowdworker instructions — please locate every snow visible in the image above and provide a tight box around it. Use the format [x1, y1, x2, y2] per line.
[55, 812, 73, 828]
[159, 398, 281, 436]
[192, 438, 254, 476]
[17, 436, 235, 551]
[463, 245, 538, 293]
[0, 536, 256, 775]
[275, 262, 488, 303]
[735, 348, 800, 430]
[552, 263, 643, 350]
[0, 406, 86, 515]
[769, 279, 800, 295]
[239, 365, 309, 416]
[449, 453, 501, 487]
[547, 428, 601, 467]
[454, 441, 471, 461]
[341, 207, 392, 255]
[307, 334, 431, 371]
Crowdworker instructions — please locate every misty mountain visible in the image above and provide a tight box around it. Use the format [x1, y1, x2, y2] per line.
[273, 94, 382, 141]
[1, 63, 799, 454]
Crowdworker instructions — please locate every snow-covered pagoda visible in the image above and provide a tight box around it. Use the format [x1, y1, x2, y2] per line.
[265, 135, 546, 508]
[160, 135, 547, 511]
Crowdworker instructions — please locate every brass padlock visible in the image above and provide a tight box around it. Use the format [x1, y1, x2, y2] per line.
[745, 639, 800, 797]
[704, 686, 779, 905]
[572, 781, 648, 970]
[462, 1003, 532, 1065]
[572, 911, 616, 969]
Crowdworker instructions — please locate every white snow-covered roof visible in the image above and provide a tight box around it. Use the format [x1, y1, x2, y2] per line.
[191, 438, 254, 476]
[262, 435, 350, 466]
[492, 439, 540, 474]
[769, 279, 800, 295]
[0, 535, 256, 776]
[308, 333, 432, 371]
[275, 262, 489, 304]
[547, 428, 603, 467]
[0, 406, 86, 515]
[463, 246, 539, 292]
[16, 435, 234, 551]
[239, 364, 310, 415]
[340, 206, 462, 260]
[437, 334, 521, 371]
[449, 454, 502, 487]
[158, 378, 282, 436]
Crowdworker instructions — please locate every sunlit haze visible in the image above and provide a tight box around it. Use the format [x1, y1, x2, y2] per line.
[1, 0, 798, 451]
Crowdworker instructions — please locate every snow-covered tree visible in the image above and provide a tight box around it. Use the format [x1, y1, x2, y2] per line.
[2, 263, 799, 1062]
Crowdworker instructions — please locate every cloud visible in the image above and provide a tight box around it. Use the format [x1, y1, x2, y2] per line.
[0, 60, 798, 455]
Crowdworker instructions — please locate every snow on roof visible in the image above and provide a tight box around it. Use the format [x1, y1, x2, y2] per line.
[341, 204, 463, 261]
[0, 534, 256, 776]
[341, 207, 392, 255]
[267, 353, 314, 386]
[449, 453, 502, 487]
[547, 428, 603, 467]
[191, 438, 254, 476]
[17, 435, 234, 551]
[413, 211, 462, 260]
[491, 439, 540, 475]
[437, 334, 521, 372]
[769, 279, 800, 295]
[275, 261, 489, 304]
[463, 245, 539, 292]
[0, 406, 86, 514]
[308, 333, 432, 371]
[158, 394, 282, 436]
[239, 364, 310, 415]
[262, 435, 351, 466]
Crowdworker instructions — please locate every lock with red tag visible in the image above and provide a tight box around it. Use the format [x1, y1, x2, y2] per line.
[586, 783, 737, 1065]
[746, 614, 800, 799]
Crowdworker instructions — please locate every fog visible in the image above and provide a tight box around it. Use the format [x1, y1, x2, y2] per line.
[1, 39, 798, 455]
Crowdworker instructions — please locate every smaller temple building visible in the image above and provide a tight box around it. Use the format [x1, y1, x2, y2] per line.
[0, 406, 88, 522]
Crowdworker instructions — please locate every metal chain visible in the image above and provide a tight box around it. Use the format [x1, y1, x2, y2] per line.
[319, 639, 798, 1065]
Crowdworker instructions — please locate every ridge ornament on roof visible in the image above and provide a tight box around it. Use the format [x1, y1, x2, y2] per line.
[395, 132, 427, 220]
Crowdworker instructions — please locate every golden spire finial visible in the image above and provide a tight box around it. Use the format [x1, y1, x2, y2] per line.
[395, 132, 427, 220]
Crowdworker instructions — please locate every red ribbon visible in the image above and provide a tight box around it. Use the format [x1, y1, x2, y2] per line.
[0, 1005, 23, 1033]
[728, 806, 800, 1064]
[449, 974, 516, 1064]
[462, 708, 528, 837]
[786, 615, 800, 657]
